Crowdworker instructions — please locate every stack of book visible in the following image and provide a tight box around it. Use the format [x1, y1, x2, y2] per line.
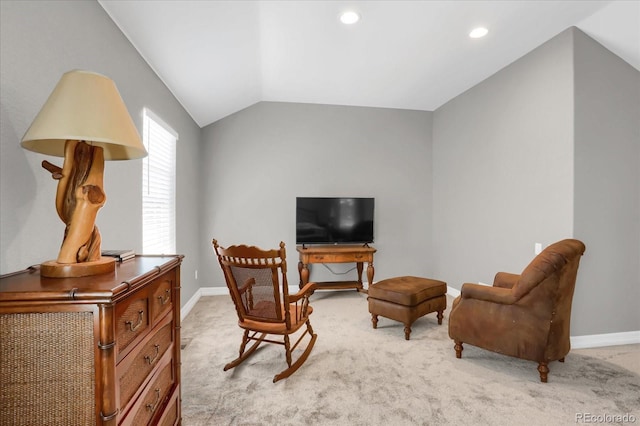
[101, 249, 135, 262]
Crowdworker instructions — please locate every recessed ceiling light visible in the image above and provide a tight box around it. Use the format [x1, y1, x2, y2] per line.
[469, 27, 489, 38]
[340, 11, 360, 25]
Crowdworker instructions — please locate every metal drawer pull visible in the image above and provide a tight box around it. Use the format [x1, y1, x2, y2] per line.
[158, 289, 170, 305]
[146, 388, 161, 413]
[145, 344, 160, 365]
[125, 310, 144, 332]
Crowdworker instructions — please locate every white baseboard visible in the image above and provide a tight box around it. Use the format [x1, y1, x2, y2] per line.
[183, 285, 640, 348]
[570, 331, 640, 349]
[447, 286, 460, 298]
[200, 286, 228, 296]
[180, 288, 200, 322]
[180, 286, 227, 321]
[180, 285, 300, 321]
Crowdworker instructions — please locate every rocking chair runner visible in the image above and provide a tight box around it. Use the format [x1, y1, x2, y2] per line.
[212, 239, 317, 382]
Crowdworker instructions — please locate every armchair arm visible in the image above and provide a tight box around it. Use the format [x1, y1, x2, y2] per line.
[493, 272, 520, 289]
[461, 283, 518, 305]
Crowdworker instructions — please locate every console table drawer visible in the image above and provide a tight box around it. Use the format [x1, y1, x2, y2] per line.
[351, 252, 368, 260]
[308, 253, 370, 263]
[301, 248, 374, 262]
[310, 254, 336, 262]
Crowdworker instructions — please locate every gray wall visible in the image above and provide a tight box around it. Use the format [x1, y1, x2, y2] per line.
[432, 30, 575, 287]
[200, 102, 433, 288]
[0, 0, 202, 306]
[573, 29, 640, 335]
[433, 27, 640, 336]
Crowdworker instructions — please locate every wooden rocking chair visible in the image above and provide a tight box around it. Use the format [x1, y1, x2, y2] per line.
[212, 239, 317, 382]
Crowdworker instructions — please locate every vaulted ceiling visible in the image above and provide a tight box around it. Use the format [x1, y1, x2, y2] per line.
[98, 1, 640, 128]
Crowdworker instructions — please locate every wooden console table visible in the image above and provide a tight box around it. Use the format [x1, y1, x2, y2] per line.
[296, 245, 376, 292]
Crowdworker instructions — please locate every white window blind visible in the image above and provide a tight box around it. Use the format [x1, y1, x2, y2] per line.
[142, 108, 177, 254]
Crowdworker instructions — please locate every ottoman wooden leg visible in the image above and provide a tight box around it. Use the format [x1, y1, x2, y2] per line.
[437, 310, 444, 325]
[371, 314, 378, 329]
[404, 324, 411, 340]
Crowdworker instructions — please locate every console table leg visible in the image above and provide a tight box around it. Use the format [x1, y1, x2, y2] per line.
[299, 261, 309, 289]
[367, 262, 374, 288]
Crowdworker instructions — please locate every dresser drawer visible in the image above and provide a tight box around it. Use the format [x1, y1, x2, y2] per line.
[150, 270, 174, 324]
[118, 313, 174, 410]
[115, 270, 176, 361]
[158, 387, 180, 426]
[115, 291, 151, 360]
[122, 354, 175, 426]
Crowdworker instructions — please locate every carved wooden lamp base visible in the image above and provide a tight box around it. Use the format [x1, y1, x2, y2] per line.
[40, 257, 116, 278]
[19, 71, 149, 281]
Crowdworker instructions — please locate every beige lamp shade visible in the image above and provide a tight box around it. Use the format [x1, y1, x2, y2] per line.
[21, 70, 147, 160]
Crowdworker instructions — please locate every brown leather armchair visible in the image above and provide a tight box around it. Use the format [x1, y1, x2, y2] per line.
[448, 239, 586, 382]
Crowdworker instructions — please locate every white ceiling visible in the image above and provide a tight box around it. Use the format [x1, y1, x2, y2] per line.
[98, 0, 640, 128]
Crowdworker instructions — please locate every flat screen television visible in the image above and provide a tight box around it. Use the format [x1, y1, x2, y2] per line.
[296, 197, 374, 244]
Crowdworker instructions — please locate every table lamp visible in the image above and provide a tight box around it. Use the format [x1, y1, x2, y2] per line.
[21, 70, 147, 278]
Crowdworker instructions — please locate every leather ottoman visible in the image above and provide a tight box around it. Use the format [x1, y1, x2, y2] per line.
[368, 276, 447, 340]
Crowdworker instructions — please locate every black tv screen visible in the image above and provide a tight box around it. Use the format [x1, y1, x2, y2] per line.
[296, 197, 374, 244]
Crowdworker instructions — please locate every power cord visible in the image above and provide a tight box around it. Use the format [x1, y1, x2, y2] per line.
[322, 263, 356, 275]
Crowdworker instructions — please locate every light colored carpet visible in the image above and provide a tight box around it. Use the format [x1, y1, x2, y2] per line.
[180, 291, 640, 425]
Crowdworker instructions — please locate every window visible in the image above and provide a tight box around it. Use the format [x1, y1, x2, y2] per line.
[142, 108, 177, 254]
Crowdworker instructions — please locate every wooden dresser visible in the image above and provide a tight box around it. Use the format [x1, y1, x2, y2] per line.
[0, 255, 183, 426]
